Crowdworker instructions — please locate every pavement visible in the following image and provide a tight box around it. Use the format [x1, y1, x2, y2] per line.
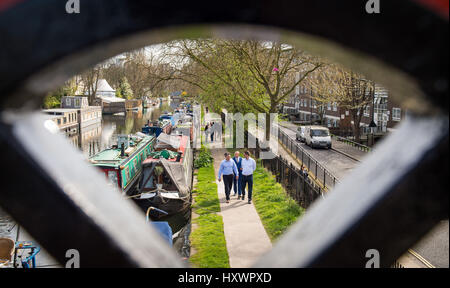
[211, 147, 272, 268]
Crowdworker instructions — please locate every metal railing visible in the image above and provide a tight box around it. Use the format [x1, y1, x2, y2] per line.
[276, 129, 338, 190]
[261, 155, 323, 209]
[332, 135, 371, 152]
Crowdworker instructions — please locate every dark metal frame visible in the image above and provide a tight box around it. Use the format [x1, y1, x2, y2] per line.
[0, 0, 447, 267]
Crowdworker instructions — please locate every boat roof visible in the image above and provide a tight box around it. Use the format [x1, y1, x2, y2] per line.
[141, 159, 189, 195]
[143, 135, 189, 164]
[89, 134, 154, 167]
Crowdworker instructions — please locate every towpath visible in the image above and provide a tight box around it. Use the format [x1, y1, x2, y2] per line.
[210, 146, 272, 268]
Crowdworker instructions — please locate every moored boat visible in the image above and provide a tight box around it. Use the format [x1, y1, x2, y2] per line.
[89, 133, 156, 195]
[141, 119, 172, 137]
[131, 134, 193, 216]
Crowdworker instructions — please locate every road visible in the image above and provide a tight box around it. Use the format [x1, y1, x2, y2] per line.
[278, 121, 449, 268]
[278, 123, 361, 180]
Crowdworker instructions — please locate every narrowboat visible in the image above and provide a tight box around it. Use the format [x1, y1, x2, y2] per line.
[132, 134, 193, 216]
[89, 133, 156, 195]
[141, 119, 172, 137]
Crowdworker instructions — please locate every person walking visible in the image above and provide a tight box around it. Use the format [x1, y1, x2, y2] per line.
[210, 121, 215, 142]
[218, 152, 239, 204]
[301, 165, 308, 179]
[204, 122, 210, 143]
[232, 151, 243, 198]
[240, 151, 256, 204]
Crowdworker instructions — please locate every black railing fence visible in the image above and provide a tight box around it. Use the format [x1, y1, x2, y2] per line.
[332, 135, 371, 152]
[261, 155, 323, 209]
[239, 128, 323, 209]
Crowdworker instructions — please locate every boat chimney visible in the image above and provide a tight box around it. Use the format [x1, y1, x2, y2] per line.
[121, 143, 125, 157]
[176, 152, 182, 162]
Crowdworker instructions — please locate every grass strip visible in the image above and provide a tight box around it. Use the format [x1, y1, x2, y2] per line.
[252, 161, 304, 241]
[190, 151, 230, 268]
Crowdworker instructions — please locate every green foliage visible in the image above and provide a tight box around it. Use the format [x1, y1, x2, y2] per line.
[252, 161, 304, 241]
[43, 95, 61, 109]
[190, 150, 230, 268]
[194, 146, 213, 169]
[116, 77, 134, 99]
[42, 80, 78, 109]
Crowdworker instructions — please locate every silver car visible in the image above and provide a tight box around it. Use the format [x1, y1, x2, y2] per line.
[296, 126, 306, 142]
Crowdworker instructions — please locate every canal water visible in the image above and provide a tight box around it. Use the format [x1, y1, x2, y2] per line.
[0, 105, 192, 264]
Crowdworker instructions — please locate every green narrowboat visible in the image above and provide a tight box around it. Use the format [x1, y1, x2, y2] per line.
[89, 133, 156, 195]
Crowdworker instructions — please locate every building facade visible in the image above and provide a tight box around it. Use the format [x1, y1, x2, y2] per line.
[284, 83, 405, 134]
[61, 96, 102, 128]
[42, 109, 79, 135]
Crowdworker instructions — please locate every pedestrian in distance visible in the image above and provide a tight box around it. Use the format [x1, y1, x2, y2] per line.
[241, 151, 256, 204]
[210, 121, 215, 142]
[218, 152, 239, 204]
[232, 151, 243, 198]
[204, 122, 210, 143]
[301, 165, 309, 182]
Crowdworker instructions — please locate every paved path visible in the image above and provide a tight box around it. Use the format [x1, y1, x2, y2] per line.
[211, 148, 272, 268]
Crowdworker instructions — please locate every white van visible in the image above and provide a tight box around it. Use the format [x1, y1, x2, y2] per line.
[296, 126, 306, 142]
[305, 126, 332, 149]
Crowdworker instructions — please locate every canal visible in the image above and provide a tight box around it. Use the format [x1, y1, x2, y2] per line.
[0, 105, 191, 265]
[76, 107, 166, 158]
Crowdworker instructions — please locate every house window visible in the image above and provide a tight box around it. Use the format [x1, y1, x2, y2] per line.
[65, 98, 71, 106]
[327, 102, 331, 110]
[333, 102, 337, 111]
[392, 108, 401, 121]
[75, 99, 80, 107]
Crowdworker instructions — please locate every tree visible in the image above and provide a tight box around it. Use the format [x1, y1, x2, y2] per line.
[308, 64, 374, 142]
[156, 39, 326, 139]
[116, 77, 134, 100]
[80, 64, 103, 104]
[42, 79, 78, 108]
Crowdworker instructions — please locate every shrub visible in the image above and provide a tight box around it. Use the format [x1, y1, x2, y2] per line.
[194, 146, 213, 169]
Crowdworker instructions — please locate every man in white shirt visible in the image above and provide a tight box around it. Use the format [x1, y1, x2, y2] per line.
[240, 151, 257, 204]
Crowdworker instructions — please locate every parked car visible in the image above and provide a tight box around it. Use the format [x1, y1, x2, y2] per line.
[305, 126, 332, 149]
[296, 126, 306, 142]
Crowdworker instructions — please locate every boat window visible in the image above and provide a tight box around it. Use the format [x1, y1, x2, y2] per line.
[133, 159, 138, 173]
[125, 166, 130, 181]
